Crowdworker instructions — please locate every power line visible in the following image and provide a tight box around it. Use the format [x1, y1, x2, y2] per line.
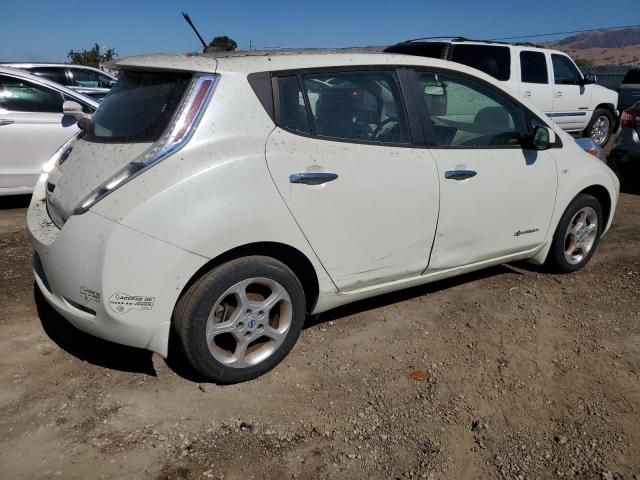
[489, 24, 640, 41]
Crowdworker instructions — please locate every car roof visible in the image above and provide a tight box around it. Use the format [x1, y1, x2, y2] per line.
[0, 63, 117, 77]
[112, 50, 500, 79]
[385, 38, 570, 56]
[0, 66, 100, 107]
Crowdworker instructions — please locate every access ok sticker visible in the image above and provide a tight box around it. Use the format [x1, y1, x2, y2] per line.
[108, 292, 155, 313]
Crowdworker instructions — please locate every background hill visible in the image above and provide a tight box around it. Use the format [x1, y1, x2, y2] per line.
[550, 27, 640, 66]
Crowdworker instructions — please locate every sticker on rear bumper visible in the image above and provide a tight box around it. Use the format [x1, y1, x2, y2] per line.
[108, 292, 155, 313]
[80, 286, 101, 303]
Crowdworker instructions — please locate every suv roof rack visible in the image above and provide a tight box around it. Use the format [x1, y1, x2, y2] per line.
[398, 37, 544, 49]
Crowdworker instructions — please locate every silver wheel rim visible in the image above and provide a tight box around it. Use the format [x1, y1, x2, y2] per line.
[563, 207, 598, 265]
[206, 277, 292, 369]
[589, 115, 610, 146]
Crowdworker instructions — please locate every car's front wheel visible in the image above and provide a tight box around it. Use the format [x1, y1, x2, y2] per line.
[585, 108, 613, 147]
[546, 193, 603, 273]
[174, 256, 306, 383]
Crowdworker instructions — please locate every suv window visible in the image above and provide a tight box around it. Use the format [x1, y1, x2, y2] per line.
[28, 67, 68, 85]
[277, 71, 410, 145]
[68, 68, 113, 89]
[450, 45, 511, 81]
[0, 75, 64, 113]
[520, 51, 548, 84]
[85, 70, 191, 143]
[384, 42, 447, 59]
[551, 54, 582, 85]
[415, 71, 524, 147]
[622, 69, 640, 84]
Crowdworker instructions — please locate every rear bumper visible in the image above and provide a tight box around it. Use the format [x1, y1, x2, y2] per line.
[28, 175, 207, 357]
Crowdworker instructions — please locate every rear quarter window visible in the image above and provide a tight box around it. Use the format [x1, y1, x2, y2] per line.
[450, 45, 511, 81]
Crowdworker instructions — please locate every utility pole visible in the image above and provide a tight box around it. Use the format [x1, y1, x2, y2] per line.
[249, 39, 252, 52]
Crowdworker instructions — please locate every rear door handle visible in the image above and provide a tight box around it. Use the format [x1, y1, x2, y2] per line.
[289, 172, 338, 185]
[0, 119, 14, 126]
[522, 91, 532, 98]
[555, 92, 562, 98]
[444, 170, 477, 181]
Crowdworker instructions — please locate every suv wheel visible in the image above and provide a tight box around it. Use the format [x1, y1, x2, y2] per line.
[546, 193, 603, 273]
[585, 109, 613, 147]
[174, 256, 306, 384]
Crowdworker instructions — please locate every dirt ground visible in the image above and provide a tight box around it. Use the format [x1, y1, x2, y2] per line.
[0, 189, 639, 480]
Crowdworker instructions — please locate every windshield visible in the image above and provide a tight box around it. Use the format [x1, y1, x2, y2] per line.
[85, 70, 191, 143]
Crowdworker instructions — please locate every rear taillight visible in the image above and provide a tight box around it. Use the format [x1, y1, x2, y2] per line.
[620, 110, 640, 131]
[73, 74, 218, 215]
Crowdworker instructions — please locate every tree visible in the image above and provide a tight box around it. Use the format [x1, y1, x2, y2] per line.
[67, 43, 117, 68]
[209, 36, 237, 51]
[574, 57, 594, 68]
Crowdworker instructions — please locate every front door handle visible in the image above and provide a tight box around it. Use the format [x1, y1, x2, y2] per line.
[522, 91, 532, 98]
[0, 119, 14, 126]
[444, 170, 477, 181]
[289, 172, 338, 185]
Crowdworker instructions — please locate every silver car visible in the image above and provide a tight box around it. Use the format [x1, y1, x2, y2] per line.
[0, 66, 98, 196]
[0, 63, 117, 101]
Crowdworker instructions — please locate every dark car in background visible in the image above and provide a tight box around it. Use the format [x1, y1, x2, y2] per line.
[0, 63, 117, 101]
[618, 68, 640, 111]
[609, 101, 640, 188]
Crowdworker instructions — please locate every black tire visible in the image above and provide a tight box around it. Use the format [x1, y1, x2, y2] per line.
[546, 193, 603, 273]
[173, 256, 306, 384]
[584, 108, 613, 147]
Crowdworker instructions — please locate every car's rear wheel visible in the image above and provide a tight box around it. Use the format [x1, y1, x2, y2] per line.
[174, 256, 306, 383]
[585, 108, 613, 147]
[546, 193, 603, 273]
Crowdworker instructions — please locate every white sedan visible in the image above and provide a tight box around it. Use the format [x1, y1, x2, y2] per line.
[28, 52, 619, 383]
[0, 66, 98, 196]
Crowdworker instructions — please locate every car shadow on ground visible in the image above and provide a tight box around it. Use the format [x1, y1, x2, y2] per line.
[0, 194, 31, 210]
[34, 284, 157, 376]
[306, 264, 523, 328]
[34, 264, 529, 383]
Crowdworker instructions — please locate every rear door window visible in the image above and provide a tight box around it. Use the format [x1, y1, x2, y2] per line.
[520, 51, 548, 84]
[551, 54, 582, 85]
[68, 68, 114, 89]
[28, 67, 68, 85]
[450, 45, 511, 81]
[622, 69, 640, 84]
[85, 70, 191, 143]
[0, 75, 64, 113]
[277, 71, 410, 145]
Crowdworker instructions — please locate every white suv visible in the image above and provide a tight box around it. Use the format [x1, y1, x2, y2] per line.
[28, 51, 619, 383]
[385, 38, 619, 146]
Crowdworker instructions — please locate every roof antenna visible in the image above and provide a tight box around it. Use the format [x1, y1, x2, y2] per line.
[182, 12, 208, 50]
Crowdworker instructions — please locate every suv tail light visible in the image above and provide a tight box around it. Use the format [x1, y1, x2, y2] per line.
[620, 109, 640, 133]
[73, 74, 219, 215]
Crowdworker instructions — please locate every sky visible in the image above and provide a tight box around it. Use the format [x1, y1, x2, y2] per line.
[1, 0, 639, 62]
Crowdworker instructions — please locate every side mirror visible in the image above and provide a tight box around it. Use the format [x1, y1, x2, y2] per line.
[63, 100, 89, 120]
[531, 125, 556, 150]
[581, 73, 596, 85]
[109, 79, 117, 87]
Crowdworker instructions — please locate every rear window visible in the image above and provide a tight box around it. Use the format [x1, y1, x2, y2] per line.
[384, 42, 447, 59]
[451, 44, 511, 81]
[85, 70, 191, 143]
[622, 69, 640, 84]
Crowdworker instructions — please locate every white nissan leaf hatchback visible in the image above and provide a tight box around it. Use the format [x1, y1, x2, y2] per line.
[28, 51, 619, 383]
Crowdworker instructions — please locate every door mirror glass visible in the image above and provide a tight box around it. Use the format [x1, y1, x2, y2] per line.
[583, 73, 597, 85]
[532, 125, 555, 150]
